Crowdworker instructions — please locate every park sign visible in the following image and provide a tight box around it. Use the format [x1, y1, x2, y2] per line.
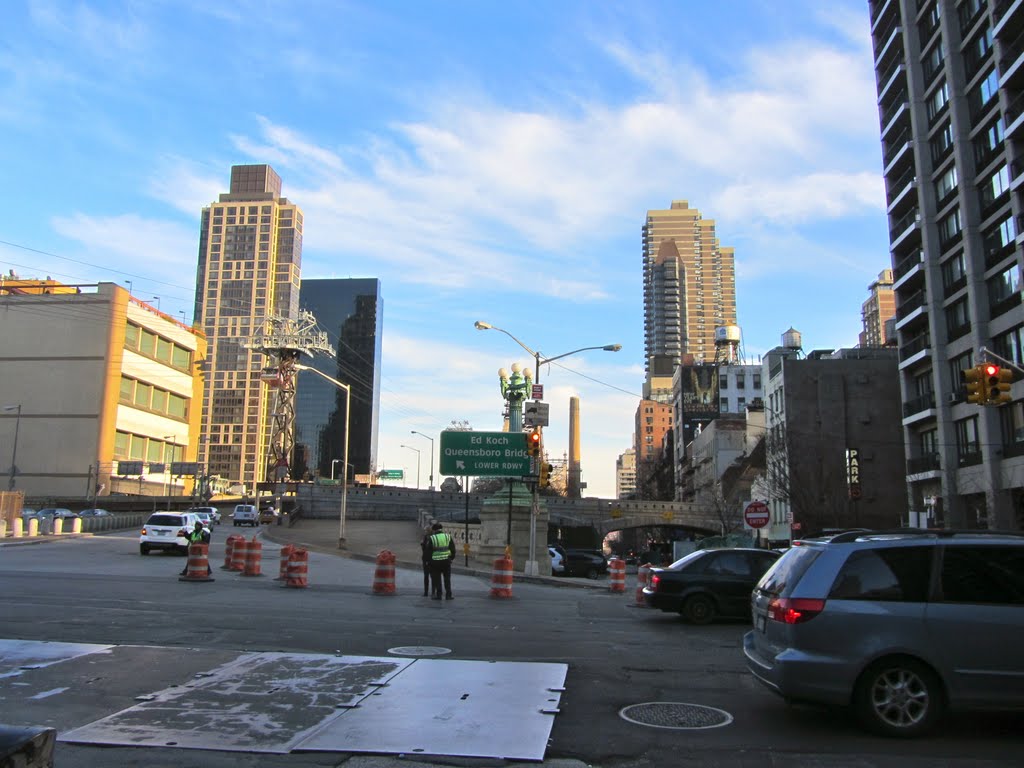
[439, 430, 530, 477]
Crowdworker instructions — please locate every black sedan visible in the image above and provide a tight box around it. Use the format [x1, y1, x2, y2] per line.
[553, 547, 609, 579]
[643, 548, 780, 624]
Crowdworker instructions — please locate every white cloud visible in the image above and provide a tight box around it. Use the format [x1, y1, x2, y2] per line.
[713, 172, 885, 223]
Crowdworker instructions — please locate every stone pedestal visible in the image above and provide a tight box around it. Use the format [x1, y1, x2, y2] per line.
[477, 480, 548, 573]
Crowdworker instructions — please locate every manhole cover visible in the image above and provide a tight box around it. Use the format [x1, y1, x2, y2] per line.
[386, 646, 452, 656]
[619, 702, 733, 730]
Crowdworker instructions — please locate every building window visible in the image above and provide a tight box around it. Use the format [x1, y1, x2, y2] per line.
[955, 416, 981, 464]
[935, 165, 958, 204]
[719, 374, 728, 389]
[993, 325, 1024, 368]
[988, 265, 1021, 315]
[938, 207, 962, 245]
[945, 297, 970, 338]
[926, 80, 949, 123]
[1000, 401, 1024, 455]
[736, 373, 746, 389]
[941, 251, 967, 293]
[720, 397, 729, 410]
[753, 373, 761, 389]
[923, 40, 944, 83]
[932, 121, 955, 163]
[968, 69, 999, 119]
[949, 350, 975, 388]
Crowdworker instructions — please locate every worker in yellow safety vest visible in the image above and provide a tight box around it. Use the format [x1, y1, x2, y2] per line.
[427, 522, 456, 600]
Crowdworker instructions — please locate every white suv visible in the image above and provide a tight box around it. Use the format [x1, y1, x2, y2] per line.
[140, 511, 200, 555]
[232, 504, 258, 527]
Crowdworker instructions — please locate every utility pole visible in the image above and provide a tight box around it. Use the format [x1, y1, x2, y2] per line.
[245, 310, 332, 482]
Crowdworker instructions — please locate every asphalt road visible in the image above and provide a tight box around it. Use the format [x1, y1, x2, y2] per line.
[0, 530, 1021, 767]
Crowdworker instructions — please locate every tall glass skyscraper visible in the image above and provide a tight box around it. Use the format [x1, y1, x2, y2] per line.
[294, 278, 382, 482]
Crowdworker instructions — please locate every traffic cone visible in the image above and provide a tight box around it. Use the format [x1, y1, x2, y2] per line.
[489, 556, 514, 599]
[222, 534, 244, 570]
[372, 550, 396, 595]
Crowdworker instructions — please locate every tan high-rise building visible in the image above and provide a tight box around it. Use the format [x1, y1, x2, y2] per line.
[859, 269, 896, 347]
[193, 164, 303, 491]
[643, 201, 737, 390]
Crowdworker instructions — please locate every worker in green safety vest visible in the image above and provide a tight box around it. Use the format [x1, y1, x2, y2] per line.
[427, 522, 456, 600]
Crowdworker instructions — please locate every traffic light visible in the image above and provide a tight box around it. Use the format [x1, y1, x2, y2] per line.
[988, 365, 1014, 405]
[526, 428, 542, 457]
[962, 365, 986, 405]
[539, 461, 553, 488]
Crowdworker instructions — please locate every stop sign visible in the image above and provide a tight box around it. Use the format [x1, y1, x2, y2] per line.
[744, 501, 770, 529]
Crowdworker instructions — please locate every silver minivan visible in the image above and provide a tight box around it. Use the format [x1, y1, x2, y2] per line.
[744, 530, 1024, 737]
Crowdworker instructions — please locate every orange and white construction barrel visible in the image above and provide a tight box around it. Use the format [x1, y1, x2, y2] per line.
[372, 550, 396, 595]
[609, 557, 626, 593]
[242, 536, 263, 576]
[636, 564, 652, 606]
[283, 548, 309, 588]
[489, 556, 514, 599]
[179, 543, 214, 582]
[276, 544, 295, 580]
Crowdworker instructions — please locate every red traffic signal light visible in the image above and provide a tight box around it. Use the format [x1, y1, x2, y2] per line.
[527, 428, 542, 457]
[988, 364, 1014, 405]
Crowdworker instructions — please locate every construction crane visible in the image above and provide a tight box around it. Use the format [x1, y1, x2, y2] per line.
[245, 309, 333, 481]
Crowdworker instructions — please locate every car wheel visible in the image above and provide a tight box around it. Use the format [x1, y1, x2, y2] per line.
[854, 657, 944, 737]
[140, 544, 149, 556]
[586, 567, 599, 580]
[682, 594, 716, 625]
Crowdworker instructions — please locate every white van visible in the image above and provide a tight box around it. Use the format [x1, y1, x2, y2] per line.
[232, 504, 258, 527]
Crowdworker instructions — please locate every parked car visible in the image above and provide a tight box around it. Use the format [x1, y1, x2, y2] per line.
[185, 506, 221, 524]
[644, 547, 780, 624]
[19, 508, 38, 519]
[78, 508, 111, 517]
[232, 504, 258, 527]
[36, 508, 79, 520]
[139, 511, 201, 555]
[744, 529, 1024, 737]
[554, 548, 608, 579]
[548, 546, 564, 575]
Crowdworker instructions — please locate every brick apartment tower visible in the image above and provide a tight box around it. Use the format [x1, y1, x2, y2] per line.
[193, 164, 303, 491]
[642, 201, 737, 392]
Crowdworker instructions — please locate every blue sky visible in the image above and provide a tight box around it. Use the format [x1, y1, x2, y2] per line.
[1, 1, 889, 498]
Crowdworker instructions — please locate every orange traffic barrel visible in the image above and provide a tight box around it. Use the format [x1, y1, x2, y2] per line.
[222, 534, 244, 570]
[636, 564, 652, 605]
[609, 557, 626, 593]
[241, 536, 263, 576]
[179, 543, 214, 583]
[276, 544, 295, 580]
[229, 537, 248, 571]
[283, 548, 309, 588]
[489, 556, 514, 599]
[372, 550, 396, 595]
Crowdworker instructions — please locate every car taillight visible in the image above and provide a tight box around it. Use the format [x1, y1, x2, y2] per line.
[141, 527, 147, 535]
[767, 597, 825, 624]
[650, 574, 661, 590]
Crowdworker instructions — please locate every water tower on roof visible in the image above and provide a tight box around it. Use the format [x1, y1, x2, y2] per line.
[714, 324, 742, 364]
[782, 327, 803, 351]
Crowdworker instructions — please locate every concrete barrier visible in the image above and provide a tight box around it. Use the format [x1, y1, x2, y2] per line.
[12, 518, 22, 538]
[27, 518, 39, 536]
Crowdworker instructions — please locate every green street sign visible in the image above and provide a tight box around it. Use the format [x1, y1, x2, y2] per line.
[379, 469, 404, 480]
[439, 431, 530, 476]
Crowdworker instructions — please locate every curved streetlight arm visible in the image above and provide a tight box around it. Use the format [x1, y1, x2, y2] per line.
[410, 430, 435, 490]
[476, 321, 620, 386]
[294, 364, 351, 546]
